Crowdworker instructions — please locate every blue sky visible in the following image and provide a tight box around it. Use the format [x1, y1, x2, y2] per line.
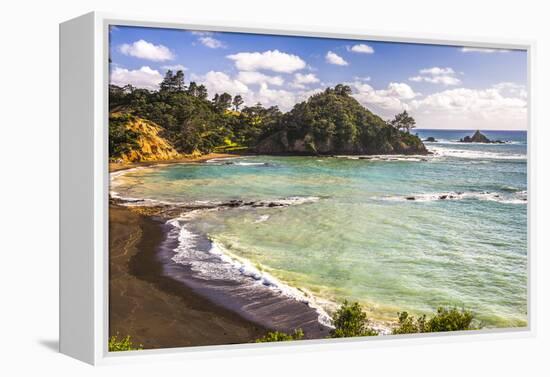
[110, 25, 527, 130]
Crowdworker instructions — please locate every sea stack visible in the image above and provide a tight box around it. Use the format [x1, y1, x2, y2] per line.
[460, 130, 504, 144]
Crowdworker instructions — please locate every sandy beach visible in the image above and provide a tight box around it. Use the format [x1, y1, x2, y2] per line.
[109, 153, 236, 172]
[109, 203, 268, 349]
[109, 153, 269, 349]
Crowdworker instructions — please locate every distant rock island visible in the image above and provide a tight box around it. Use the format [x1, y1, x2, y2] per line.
[460, 130, 504, 144]
[423, 137, 437, 142]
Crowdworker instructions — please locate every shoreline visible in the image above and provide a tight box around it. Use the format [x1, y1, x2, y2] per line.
[109, 152, 239, 172]
[109, 153, 401, 345]
[109, 203, 269, 349]
[109, 153, 335, 347]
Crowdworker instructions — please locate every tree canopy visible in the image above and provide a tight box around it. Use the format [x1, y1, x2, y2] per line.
[109, 70, 426, 158]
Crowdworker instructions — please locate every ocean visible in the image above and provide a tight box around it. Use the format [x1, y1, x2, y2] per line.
[111, 129, 528, 330]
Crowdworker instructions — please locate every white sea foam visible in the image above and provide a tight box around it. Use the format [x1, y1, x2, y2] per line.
[254, 215, 270, 223]
[428, 146, 526, 161]
[380, 190, 527, 204]
[167, 210, 334, 328]
[426, 139, 521, 145]
[234, 162, 269, 166]
[335, 155, 430, 162]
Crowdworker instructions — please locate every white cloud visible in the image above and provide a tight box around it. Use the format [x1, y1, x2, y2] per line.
[349, 44, 374, 54]
[110, 66, 163, 90]
[119, 40, 174, 62]
[226, 50, 306, 73]
[325, 51, 348, 66]
[410, 85, 527, 129]
[249, 83, 298, 110]
[492, 82, 527, 99]
[461, 47, 510, 53]
[236, 71, 284, 86]
[349, 81, 419, 114]
[420, 67, 455, 75]
[291, 73, 320, 88]
[409, 66, 461, 86]
[354, 76, 371, 82]
[161, 64, 187, 71]
[190, 31, 212, 36]
[198, 36, 226, 49]
[191, 71, 249, 98]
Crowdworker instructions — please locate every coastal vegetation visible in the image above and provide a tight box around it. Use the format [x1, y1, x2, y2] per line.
[329, 300, 378, 338]
[108, 334, 143, 352]
[255, 302, 476, 343]
[393, 307, 475, 334]
[255, 329, 305, 343]
[109, 70, 427, 162]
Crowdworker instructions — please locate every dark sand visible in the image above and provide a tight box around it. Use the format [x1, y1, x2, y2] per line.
[109, 204, 267, 349]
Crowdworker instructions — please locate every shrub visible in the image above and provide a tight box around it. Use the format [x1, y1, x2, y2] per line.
[255, 329, 304, 343]
[329, 300, 378, 338]
[426, 307, 474, 332]
[108, 334, 143, 352]
[392, 307, 474, 335]
[393, 311, 427, 334]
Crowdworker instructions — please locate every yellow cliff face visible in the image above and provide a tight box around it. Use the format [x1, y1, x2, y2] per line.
[112, 113, 181, 163]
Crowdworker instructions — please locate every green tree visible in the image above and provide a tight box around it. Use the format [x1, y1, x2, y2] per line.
[173, 70, 185, 92]
[392, 311, 427, 334]
[213, 92, 232, 111]
[232, 94, 244, 111]
[187, 81, 198, 97]
[108, 334, 142, 352]
[159, 70, 185, 93]
[392, 307, 474, 334]
[389, 110, 416, 133]
[196, 84, 208, 100]
[108, 113, 139, 160]
[255, 329, 304, 343]
[426, 307, 474, 332]
[329, 301, 378, 338]
[334, 84, 352, 96]
[159, 70, 175, 92]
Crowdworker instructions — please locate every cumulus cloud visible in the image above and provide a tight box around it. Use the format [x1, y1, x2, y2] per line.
[349, 81, 419, 113]
[236, 71, 284, 86]
[410, 84, 527, 129]
[110, 66, 163, 90]
[325, 51, 349, 66]
[291, 73, 320, 88]
[119, 40, 174, 61]
[191, 71, 249, 97]
[248, 83, 299, 110]
[409, 66, 461, 86]
[161, 64, 187, 71]
[349, 44, 374, 54]
[198, 36, 226, 49]
[226, 50, 306, 73]
[354, 76, 371, 82]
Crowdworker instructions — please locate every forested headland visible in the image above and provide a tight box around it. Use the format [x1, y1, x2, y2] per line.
[109, 70, 427, 162]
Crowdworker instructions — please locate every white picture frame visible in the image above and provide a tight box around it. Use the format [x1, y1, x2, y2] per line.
[59, 11, 536, 365]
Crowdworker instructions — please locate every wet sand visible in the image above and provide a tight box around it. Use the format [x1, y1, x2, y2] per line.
[109, 204, 268, 349]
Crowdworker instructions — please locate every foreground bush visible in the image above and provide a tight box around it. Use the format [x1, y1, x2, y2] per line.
[108, 334, 143, 351]
[329, 300, 378, 338]
[393, 307, 475, 334]
[255, 329, 304, 343]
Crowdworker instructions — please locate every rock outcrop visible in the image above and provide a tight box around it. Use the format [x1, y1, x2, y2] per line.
[460, 130, 504, 144]
[110, 113, 181, 162]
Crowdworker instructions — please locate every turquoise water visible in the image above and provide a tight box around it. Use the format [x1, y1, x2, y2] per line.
[112, 130, 528, 328]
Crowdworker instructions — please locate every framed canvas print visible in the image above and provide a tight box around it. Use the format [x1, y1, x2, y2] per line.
[59, 12, 534, 365]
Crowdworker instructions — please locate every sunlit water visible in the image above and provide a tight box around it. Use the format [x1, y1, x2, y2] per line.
[111, 130, 528, 328]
